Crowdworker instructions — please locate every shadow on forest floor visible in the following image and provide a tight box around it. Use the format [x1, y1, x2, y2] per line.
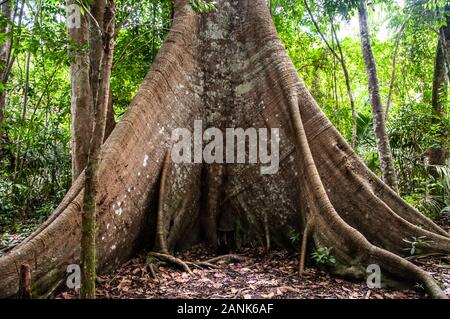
[56, 243, 450, 299]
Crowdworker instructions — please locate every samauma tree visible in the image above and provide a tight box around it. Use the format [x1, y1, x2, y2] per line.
[0, 0, 449, 299]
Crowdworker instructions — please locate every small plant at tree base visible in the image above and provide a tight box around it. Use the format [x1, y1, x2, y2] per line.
[190, 0, 216, 13]
[312, 246, 336, 266]
[414, 283, 425, 291]
[402, 236, 431, 256]
[288, 227, 300, 245]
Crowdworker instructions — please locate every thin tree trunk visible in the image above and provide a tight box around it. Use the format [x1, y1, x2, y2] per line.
[80, 0, 115, 299]
[18, 264, 32, 299]
[0, 0, 25, 128]
[70, 0, 115, 182]
[385, 17, 409, 120]
[304, 0, 357, 148]
[332, 30, 339, 127]
[68, 0, 94, 182]
[358, 0, 398, 192]
[332, 26, 357, 148]
[13, 50, 31, 179]
[429, 33, 448, 165]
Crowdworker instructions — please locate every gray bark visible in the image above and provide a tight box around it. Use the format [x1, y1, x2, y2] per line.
[69, 0, 116, 182]
[358, 0, 399, 193]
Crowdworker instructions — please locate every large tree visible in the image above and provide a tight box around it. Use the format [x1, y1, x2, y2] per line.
[69, 0, 116, 182]
[0, 0, 449, 299]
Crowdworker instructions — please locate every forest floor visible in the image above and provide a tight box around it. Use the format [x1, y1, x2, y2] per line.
[1, 215, 449, 299]
[55, 244, 450, 299]
[56, 213, 450, 300]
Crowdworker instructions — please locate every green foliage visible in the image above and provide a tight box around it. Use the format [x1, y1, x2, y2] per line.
[190, 0, 216, 13]
[312, 246, 336, 266]
[288, 227, 300, 245]
[0, 0, 172, 230]
[402, 236, 431, 256]
[0, 0, 449, 235]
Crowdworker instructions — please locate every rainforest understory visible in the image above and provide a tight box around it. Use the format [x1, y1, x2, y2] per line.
[54, 244, 450, 299]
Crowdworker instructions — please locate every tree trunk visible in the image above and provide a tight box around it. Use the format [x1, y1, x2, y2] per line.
[358, 0, 399, 193]
[0, 0, 13, 128]
[303, 0, 357, 148]
[80, 0, 116, 299]
[0, 0, 449, 299]
[68, 0, 94, 182]
[429, 33, 448, 165]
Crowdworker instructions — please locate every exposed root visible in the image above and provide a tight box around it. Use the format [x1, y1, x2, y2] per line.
[147, 252, 193, 275]
[371, 246, 448, 299]
[147, 251, 247, 274]
[299, 221, 311, 277]
[154, 151, 171, 254]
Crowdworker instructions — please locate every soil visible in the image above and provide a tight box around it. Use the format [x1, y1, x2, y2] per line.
[56, 244, 450, 299]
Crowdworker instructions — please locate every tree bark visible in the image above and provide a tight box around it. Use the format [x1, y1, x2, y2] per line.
[440, 5, 450, 67]
[18, 264, 32, 299]
[358, 0, 399, 193]
[105, 87, 116, 140]
[69, 0, 116, 182]
[429, 32, 448, 165]
[304, 0, 357, 148]
[0, 0, 449, 299]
